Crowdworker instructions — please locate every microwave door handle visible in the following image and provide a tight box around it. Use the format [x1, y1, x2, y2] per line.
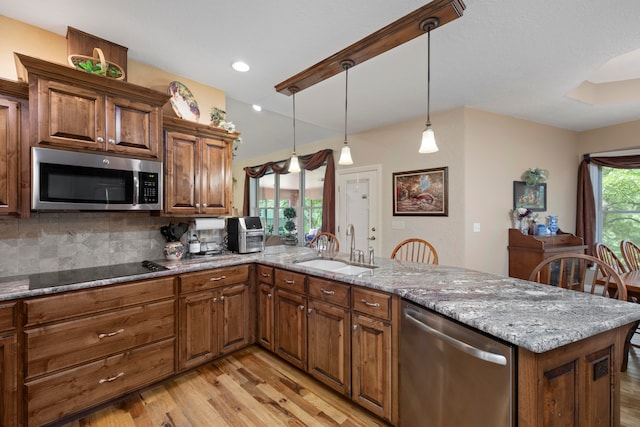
[403, 309, 507, 366]
[133, 175, 139, 206]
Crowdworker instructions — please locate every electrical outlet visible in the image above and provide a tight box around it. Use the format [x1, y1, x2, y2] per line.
[473, 223, 481, 232]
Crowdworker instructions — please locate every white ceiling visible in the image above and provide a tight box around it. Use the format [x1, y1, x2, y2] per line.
[2, 0, 640, 161]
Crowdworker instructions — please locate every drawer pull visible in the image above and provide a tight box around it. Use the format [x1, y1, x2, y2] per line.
[97, 328, 124, 339]
[320, 288, 335, 295]
[360, 299, 380, 308]
[261, 272, 271, 277]
[284, 279, 295, 285]
[99, 372, 124, 384]
[209, 275, 227, 281]
[267, 293, 272, 298]
[298, 305, 305, 311]
[220, 296, 225, 302]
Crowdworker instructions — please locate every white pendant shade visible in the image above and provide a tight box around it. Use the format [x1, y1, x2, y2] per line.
[289, 154, 301, 173]
[338, 145, 353, 165]
[419, 127, 438, 153]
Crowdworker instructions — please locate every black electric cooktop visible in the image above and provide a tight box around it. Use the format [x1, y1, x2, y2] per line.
[26, 261, 168, 290]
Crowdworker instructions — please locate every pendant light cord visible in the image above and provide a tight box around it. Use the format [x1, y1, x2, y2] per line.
[292, 89, 297, 154]
[344, 65, 349, 144]
[426, 26, 431, 127]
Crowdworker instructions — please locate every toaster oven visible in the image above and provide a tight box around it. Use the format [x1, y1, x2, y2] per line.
[227, 217, 265, 254]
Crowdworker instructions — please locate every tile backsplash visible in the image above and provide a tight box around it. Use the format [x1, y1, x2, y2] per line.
[0, 212, 184, 277]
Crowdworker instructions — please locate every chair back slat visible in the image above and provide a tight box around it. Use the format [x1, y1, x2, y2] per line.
[621, 239, 640, 271]
[391, 238, 438, 264]
[594, 242, 628, 274]
[307, 232, 340, 254]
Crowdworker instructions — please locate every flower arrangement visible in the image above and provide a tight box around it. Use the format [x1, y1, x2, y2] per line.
[511, 207, 533, 233]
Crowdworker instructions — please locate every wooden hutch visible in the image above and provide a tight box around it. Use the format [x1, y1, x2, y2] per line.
[508, 229, 587, 280]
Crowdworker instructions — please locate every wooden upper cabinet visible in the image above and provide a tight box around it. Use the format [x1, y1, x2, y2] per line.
[164, 116, 236, 216]
[15, 53, 169, 160]
[0, 79, 29, 217]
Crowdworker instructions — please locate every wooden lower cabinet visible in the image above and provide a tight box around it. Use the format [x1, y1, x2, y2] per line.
[22, 277, 177, 426]
[178, 266, 251, 370]
[307, 298, 351, 396]
[0, 302, 17, 427]
[518, 324, 630, 427]
[274, 288, 307, 370]
[26, 339, 174, 427]
[257, 282, 275, 351]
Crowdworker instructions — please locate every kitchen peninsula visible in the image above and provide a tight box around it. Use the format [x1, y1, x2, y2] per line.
[1, 245, 639, 426]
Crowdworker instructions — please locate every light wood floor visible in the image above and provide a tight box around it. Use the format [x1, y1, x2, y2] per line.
[59, 346, 390, 427]
[59, 339, 640, 427]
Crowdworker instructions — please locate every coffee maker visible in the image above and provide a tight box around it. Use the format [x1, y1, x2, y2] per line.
[187, 218, 225, 256]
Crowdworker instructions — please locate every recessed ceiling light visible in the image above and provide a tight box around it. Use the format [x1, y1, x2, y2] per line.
[232, 61, 250, 72]
[252, 104, 262, 112]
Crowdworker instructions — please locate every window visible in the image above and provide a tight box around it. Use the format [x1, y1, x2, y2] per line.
[251, 165, 326, 245]
[595, 165, 640, 257]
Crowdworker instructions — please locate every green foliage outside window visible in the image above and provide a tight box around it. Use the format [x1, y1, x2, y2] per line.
[601, 167, 640, 258]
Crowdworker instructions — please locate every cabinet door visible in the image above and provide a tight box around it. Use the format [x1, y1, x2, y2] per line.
[352, 312, 392, 420]
[199, 137, 231, 216]
[0, 99, 18, 214]
[34, 78, 106, 150]
[165, 130, 199, 215]
[179, 291, 218, 370]
[218, 283, 250, 355]
[308, 299, 351, 396]
[275, 288, 307, 370]
[0, 333, 17, 427]
[106, 96, 161, 159]
[257, 283, 275, 351]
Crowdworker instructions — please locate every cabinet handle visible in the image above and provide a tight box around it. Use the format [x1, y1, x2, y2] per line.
[108, 138, 115, 145]
[99, 372, 124, 384]
[220, 296, 225, 302]
[352, 324, 358, 330]
[195, 203, 200, 208]
[298, 305, 305, 311]
[261, 272, 271, 278]
[284, 279, 295, 285]
[320, 288, 335, 295]
[209, 275, 227, 281]
[213, 297, 218, 302]
[267, 293, 272, 298]
[97, 328, 124, 339]
[97, 137, 104, 143]
[360, 299, 380, 308]
[203, 203, 208, 208]
[308, 308, 313, 315]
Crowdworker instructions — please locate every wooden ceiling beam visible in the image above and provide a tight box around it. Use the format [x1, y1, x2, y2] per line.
[275, 0, 466, 95]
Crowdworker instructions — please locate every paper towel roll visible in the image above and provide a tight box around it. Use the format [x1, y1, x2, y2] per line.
[194, 218, 225, 230]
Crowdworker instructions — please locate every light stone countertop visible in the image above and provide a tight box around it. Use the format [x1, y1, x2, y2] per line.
[2, 245, 640, 354]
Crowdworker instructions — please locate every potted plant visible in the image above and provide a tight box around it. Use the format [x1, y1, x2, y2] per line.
[283, 207, 298, 245]
[210, 107, 226, 127]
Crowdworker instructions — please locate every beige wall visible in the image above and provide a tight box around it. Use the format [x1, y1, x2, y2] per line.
[577, 120, 640, 156]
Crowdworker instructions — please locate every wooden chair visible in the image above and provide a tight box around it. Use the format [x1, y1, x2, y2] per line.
[529, 253, 635, 371]
[390, 238, 438, 264]
[594, 242, 628, 275]
[307, 232, 339, 253]
[621, 239, 640, 271]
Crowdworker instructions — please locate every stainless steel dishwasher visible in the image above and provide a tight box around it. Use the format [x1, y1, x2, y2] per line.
[400, 300, 515, 426]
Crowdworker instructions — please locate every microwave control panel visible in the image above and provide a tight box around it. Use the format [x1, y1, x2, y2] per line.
[139, 172, 159, 204]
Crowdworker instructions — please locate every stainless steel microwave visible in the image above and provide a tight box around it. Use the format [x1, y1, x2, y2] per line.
[32, 147, 163, 211]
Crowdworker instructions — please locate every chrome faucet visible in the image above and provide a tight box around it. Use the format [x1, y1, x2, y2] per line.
[346, 223, 356, 262]
[369, 246, 375, 264]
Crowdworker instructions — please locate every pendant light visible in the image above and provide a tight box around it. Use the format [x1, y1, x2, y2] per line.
[419, 17, 439, 154]
[338, 60, 355, 165]
[288, 86, 301, 173]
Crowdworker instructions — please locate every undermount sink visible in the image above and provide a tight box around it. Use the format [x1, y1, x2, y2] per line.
[295, 259, 376, 275]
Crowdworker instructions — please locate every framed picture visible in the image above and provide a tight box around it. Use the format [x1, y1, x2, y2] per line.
[513, 181, 547, 211]
[393, 167, 448, 216]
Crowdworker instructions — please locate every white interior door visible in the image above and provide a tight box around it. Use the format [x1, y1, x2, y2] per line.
[337, 165, 381, 257]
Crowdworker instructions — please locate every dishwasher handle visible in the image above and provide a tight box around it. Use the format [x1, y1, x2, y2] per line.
[404, 308, 507, 366]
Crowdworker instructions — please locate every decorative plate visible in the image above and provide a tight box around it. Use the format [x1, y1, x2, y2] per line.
[168, 81, 200, 122]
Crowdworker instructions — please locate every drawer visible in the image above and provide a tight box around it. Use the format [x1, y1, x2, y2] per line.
[179, 265, 250, 294]
[257, 264, 274, 285]
[0, 302, 16, 333]
[308, 277, 350, 308]
[24, 276, 175, 326]
[274, 268, 306, 294]
[25, 299, 175, 379]
[352, 287, 391, 320]
[26, 338, 174, 427]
